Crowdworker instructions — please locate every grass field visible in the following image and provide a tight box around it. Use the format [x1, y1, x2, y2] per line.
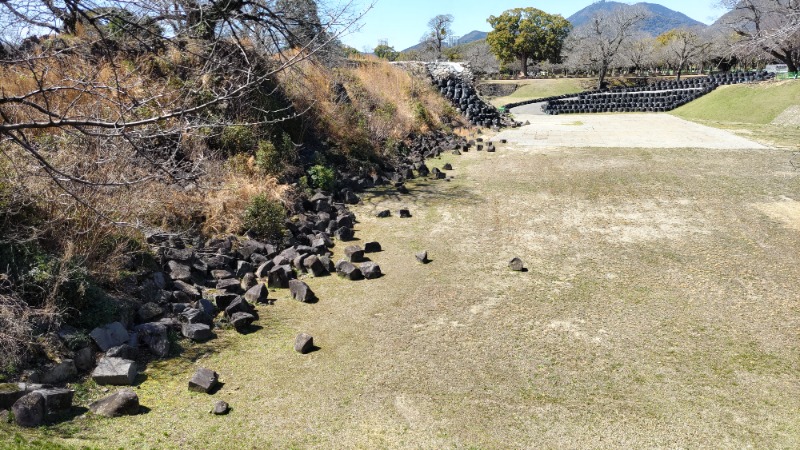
[672, 80, 800, 124]
[4, 122, 799, 448]
[484, 79, 585, 107]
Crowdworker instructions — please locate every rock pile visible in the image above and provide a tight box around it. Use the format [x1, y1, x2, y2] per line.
[435, 75, 513, 128]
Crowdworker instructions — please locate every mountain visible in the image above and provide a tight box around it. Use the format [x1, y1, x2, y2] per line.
[401, 30, 488, 53]
[568, 1, 706, 36]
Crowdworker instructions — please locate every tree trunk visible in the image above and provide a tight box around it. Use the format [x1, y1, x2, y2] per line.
[520, 55, 529, 77]
[676, 61, 684, 81]
[598, 64, 608, 90]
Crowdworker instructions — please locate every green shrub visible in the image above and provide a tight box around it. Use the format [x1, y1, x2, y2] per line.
[412, 101, 433, 127]
[219, 125, 256, 155]
[241, 195, 286, 243]
[254, 133, 297, 176]
[307, 165, 336, 192]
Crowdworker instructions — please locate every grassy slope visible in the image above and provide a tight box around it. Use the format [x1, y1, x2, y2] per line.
[672, 81, 800, 124]
[486, 79, 585, 107]
[4, 129, 800, 448]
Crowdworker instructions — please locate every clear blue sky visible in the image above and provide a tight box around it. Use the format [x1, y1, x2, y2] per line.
[340, 0, 728, 52]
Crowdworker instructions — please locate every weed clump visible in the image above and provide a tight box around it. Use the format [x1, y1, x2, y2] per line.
[241, 195, 286, 243]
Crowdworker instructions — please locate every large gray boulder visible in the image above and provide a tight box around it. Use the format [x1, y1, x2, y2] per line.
[0, 383, 24, 409]
[288, 280, 316, 303]
[89, 322, 130, 352]
[33, 388, 74, 414]
[303, 255, 328, 277]
[188, 368, 219, 394]
[12, 392, 45, 427]
[106, 345, 138, 360]
[294, 333, 314, 354]
[40, 359, 77, 385]
[181, 323, 213, 341]
[344, 245, 365, 263]
[243, 283, 268, 304]
[91, 357, 137, 386]
[509, 257, 525, 272]
[335, 260, 363, 280]
[230, 312, 256, 333]
[74, 347, 95, 372]
[134, 322, 170, 358]
[88, 389, 140, 417]
[360, 262, 383, 280]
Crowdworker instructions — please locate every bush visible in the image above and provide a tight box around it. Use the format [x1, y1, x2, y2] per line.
[219, 125, 256, 156]
[307, 164, 336, 192]
[241, 195, 286, 243]
[254, 133, 297, 176]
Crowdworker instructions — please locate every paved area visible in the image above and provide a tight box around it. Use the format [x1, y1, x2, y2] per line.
[498, 111, 767, 149]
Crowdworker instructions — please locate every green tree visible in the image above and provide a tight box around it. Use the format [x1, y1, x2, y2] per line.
[374, 44, 399, 61]
[486, 8, 572, 77]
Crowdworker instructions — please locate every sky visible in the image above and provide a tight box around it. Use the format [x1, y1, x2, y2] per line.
[338, 0, 729, 52]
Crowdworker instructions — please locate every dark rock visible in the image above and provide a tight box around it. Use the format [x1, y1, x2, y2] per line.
[344, 245, 365, 263]
[90, 322, 130, 352]
[41, 359, 77, 385]
[91, 357, 137, 386]
[235, 261, 253, 278]
[243, 283, 269, 304]
[376, 209, 391, 218]
[509, 257, 525, 271]
[165, 248, 194, 262]
[416, 251, 429, 264]
[240, 272, 257, 291]
[342, 189, 360, 205]
[230, 312, 256, 332]
[267, 267, 289, 289]
[12, 392, 45, 427]
[89, 388, 140, 417]
[137, 302, 164, 323]
[181, 323, 213, 341]
[294, 333, 314, 354]
[172, 290, 192, 304]
[106, 345, 138, 361]
[397, 184, 410, 194]
[360, 262, 382, 280]
[250, 253, 268, 265]
[224, 297, 255, 318]
[212, 400, 230, 415]
[319, 256, 335, 273]
[211, 269, 234, 280]
[399, 209, 412, 218]
[213, 293, 238, 311]
[74, 347, 94, 372]
[197, 298, 217, 317]
[180, 308, 213, 327]
[166, 260, 192, 281]
[333, 226, 354, 241]
[173, 280, 202, 300]
[152, 272, 168, 290]
[0, 383, 24, 409]
[417, 164, 430, 177]
[303, 255, 327, 277]
[255, 261, 274, 278]
[188, 368, 219, 394]
[34, 388, 74, 414]
[442, 163, 453, 170]
[216, 278, 242, 293]
[288, 280, 316, 303]
[364, 242, 382, 253]
[202, 255, 234, 270]
[238, 240, 265, 261]
[335, 261, 363, 280]
[133, 323, 169, 358]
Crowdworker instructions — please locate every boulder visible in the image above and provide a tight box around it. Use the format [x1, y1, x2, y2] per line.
[180, 307, 213, 327]
[397, 184, 410, 194]
[240, 273, 257, 291]
[294, 333, 314, 354]
[164, 248, 194, 262]
[416, 251, 429, 264]
[188, 368, 219, 394]
[399, 209, 412, 218]
[442, 163, 453, 170]
[364, 242, 381, 253]
[33, 388, 74, 414]
[0, 383, 24, 409]
[40, 359, 77, 385]
[230, 312, 256, 333]
[255, 261, 274, 278]
[91, 357, 137, 386]
[213, 293, 238, 312]
[133, 322, 170, 358]
[344, 245, 365, 263]
[335, 260, 363, 281]
[244, 283, 269, 304]
[302, 255, 328, 277]
[360, 262, 383, 280]
[212, 400, 230, 415]
[376, 210, 391, 218]
[509, 257, 525, 272]
[106, 345, 138, 361]
[88, 389, 140, 418]
[137, 302, 164, 323]
[74, 347, 95, 372]
[211, 269, 234, 280]
[173, 280, 202, 300]
[235, 261, 253, 278]
[182, 323, 213, 342]
[288, 280, 316, 303]
[224, 297, 255, 318]
[89, 322, 130, 352]
[216, 278, 242, 293]
[12, 392, 45, 427]
[267, 266, 290, 289]
[166, 260, 192, 281]
[197, 298, 217, 317]
[333, 226, 354, 241]
[417, 164, 430, 177]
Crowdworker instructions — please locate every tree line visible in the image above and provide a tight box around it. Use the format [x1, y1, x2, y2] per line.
[374, 1, 800, 88]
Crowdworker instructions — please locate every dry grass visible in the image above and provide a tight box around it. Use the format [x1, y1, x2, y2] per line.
[8, 121, 800, 448]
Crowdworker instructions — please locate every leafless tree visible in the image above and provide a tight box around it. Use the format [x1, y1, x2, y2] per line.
[621, 33, 655, 75]
[720, 0, 800, 72]
[421, 14, 454, 60]
[0, 0, 371, 224]
[656, 27, 714, 80]
[565, 5, 649, 88]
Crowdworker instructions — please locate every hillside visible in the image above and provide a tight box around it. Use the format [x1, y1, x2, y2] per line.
[672, 81, 800, 124]
[401, 29, 488, 53]
[568, 1, 706, 36]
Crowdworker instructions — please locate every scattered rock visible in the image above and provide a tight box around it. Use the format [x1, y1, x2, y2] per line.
[240, 272, 257, 291]
[364, 242, 382, 253]
[360, 262, 382, 280]
[397, 184, 410, 194]
[442, 163, 453, 170]
[34, 388, 74, 414]
[302, 255, 328, 277]
[288, 280, 316, 303]
[230, 312, 256, 333]
[399, 209, 412, 218]
[188, 368, 219, 394]
[216, 278, 242, 293]
[137, 302, 164, 323]
[335, 260, 363, 280]
[12, 392, 45, 427]
[211, 269, 234, 280]
[106, 345, 138, 361]
[224, 296, 255, 317]
[88, 389, 140, 417]
[89, 322, 130, 352]
[74, 347, 95, 372]
[212, 400, 230, 415]
[133, 323, 170, 358]
[344, 245, 365, 263]
[376, 210, 391, 218]
[509, 257, 525, 272]
[416, 251, 429, 264]
[243, 283, 269, 304]
[0, 383, 24, 409]
[41, 359, 77, 385]
[294, 333, 314, 354]
[181, 323, 213, 341]
[91, 357, 137, 386]
[173, 280, 201, 300]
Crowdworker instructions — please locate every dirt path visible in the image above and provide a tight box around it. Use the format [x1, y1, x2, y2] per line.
[501, 111, 767, 149]
[18, 118, 800, 449]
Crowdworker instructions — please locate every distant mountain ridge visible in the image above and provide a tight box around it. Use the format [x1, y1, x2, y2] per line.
[568, 1, 706, 36]
[400, 30, 487, 53]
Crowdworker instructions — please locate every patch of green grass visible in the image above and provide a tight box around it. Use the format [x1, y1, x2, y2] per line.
[487, 79, 584, 107]
[672, 81, 800, 124]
